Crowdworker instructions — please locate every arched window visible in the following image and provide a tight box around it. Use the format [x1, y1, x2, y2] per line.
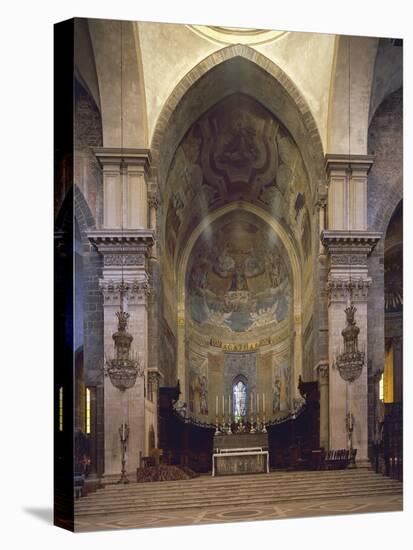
[232, 376, 247, 420]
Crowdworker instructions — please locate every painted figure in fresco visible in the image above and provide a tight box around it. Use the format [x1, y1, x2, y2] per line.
[190, 260, 209, 290]
[215, 243, 235, 277]
[188, 370, 196, 413]
[280, 362, 291, 410]
[272, 379, 281, 413]
[229, 264, 248, 292]
[244, 247, 264, 278]
[198, 375, 208, 415]
[267, 251, 284, 288]
[219, 115, 258, 168]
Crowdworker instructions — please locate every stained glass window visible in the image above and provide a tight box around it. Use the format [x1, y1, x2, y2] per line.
[233, 378, 247, 419]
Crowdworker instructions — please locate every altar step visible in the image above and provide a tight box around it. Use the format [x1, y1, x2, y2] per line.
[75, 469, 402, 517]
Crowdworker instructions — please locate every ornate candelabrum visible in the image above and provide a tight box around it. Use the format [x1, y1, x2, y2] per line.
[118, 423, 130, 484]
[105, 306, 144, 483]
[335, 289, 365, 466]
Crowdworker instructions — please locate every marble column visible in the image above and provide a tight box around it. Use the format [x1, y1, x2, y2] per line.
[323, 154, 381, 462]
[316, 361, 329, 450]
[322, 232, 380, 461]
[88, 229, 154, 478]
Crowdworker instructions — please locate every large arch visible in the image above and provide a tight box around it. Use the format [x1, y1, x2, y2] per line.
[151, 44, 325, 198]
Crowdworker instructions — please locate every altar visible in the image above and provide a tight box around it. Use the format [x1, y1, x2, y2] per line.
[212, 432, 269, 476]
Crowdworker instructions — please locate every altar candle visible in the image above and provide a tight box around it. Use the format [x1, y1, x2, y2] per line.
[122, 423, 125, 440]
[229, 395, 231, 418]
[216, 395, 218, 416]
[222, 395, 224, 415]
[263, 393, 265, 414]
[257, 393, 260, 414]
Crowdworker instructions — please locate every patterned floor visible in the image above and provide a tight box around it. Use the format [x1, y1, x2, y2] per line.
[74, 493, 403, 532]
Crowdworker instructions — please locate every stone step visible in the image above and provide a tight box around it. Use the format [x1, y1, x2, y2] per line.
[75, 470, 402, 517]
[95, 470, 388, 493]
[77, 478, 400, 505]
[75, 485, 401, 516]
[86, 474, 399, 499]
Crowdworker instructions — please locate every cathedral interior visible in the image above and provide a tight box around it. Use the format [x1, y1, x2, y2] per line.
[54, 19, 403, 530]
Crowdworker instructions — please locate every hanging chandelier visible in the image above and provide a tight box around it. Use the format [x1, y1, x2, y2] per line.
[105, 295, 144, 391]
[335, 285, 365, 383]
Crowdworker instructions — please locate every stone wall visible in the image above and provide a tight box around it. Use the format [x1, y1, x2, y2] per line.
[74, 79, 104, 475]
[366, 87, 402, 453]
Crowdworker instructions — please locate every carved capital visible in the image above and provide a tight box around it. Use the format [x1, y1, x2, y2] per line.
[148, 192, 161, 210]
[88, 229, 154, 281]
[148, 370, 161, 386]
[316, 362, 329, 382]
[100, 278, 151, 305]
[316, 197, 327, 211]
[326, 277, 371, 303]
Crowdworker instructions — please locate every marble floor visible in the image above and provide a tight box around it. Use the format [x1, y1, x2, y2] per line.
[74, 493, 403, 532]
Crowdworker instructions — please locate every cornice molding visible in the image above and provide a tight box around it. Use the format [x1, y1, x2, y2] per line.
[88, 229, 154, 250]
[325, 154, 375, 176]
[321, 230, 381, 255]
[93, 147, 152, 173]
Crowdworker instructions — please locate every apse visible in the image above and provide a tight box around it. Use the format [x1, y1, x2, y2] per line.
[185, 211, 294, 423]
[159, 92, 317, 422]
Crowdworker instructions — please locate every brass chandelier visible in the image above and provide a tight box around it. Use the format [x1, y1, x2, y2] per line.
[335, 284, 365, 383]
[105, 292, 144, 391]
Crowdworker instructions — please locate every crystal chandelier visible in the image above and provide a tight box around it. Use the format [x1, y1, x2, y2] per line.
[105, 288, 144, 391]
[335, 286, 365, 383]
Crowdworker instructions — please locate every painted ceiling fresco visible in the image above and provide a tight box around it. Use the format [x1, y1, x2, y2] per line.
[164, 93, 312, 265]
[186, 214, 291, 335]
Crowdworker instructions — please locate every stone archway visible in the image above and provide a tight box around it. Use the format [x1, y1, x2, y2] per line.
[151, 44, 325, 196]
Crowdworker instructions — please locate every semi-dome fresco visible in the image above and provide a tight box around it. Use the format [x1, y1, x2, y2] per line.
[187, 214, 291, 334]
[164, 93, 312, 265]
